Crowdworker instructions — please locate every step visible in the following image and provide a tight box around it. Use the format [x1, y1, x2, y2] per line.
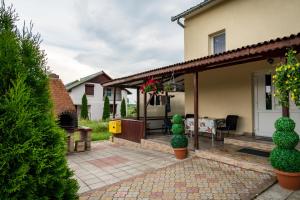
[225, 137, 274, 151]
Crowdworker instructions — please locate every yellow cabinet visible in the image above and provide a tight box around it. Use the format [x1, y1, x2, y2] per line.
[109, 120, 121, 134]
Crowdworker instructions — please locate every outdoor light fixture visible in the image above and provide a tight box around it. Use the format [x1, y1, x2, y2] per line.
[267, 58, 274, 64]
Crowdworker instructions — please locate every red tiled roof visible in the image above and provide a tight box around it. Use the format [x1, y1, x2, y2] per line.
[103, 32, 300, 87]
[49, 74, 76, 117]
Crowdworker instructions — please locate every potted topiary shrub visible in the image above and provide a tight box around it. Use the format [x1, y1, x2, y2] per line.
[270, 49, 300, 190]
[171, 114, 188, 159]
[270, 117, 300, 190]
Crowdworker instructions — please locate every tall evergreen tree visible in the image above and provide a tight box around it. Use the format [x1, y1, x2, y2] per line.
[80, 94, 88, 119]
[102, 96, 110, 120]
[120, 98, 126, 118]
[0, 3, 78, 199]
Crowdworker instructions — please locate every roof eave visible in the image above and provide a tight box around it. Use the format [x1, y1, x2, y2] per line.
[171, 0, 224, 22]
[102, 33, 300, 87]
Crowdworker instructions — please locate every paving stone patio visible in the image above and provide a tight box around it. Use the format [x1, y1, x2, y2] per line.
[80, 157, 276, 200]
[67, 142, 177, 194]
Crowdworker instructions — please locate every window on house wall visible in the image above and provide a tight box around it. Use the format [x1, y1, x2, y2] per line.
[265, 74, 272, 110]
[85, 84, 94, 96]
[106, 88, 112, 97]
[211, 31, 226, 55]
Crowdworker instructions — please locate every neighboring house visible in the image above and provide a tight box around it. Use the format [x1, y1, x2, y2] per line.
[102, 0, 300, 147]
[65, 71, 130, 121]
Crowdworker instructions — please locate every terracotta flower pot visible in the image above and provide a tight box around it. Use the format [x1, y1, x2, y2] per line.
[274, 169, 300, 190]
[173, 148, 187, 159]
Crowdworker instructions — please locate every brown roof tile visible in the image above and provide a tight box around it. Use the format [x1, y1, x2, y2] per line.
[103, 32, 300, 87]
[49, 74, 76, 117]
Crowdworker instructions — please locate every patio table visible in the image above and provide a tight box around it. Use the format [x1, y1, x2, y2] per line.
[185, 117, 217, 144]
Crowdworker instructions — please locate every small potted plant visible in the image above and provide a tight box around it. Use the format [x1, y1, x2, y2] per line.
[270, 49, 300, 190]
[171, 114, 188, 159]
[270, 117, 300, 190]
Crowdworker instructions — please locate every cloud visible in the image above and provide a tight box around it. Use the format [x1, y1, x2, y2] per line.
[5, 0, 200, 85]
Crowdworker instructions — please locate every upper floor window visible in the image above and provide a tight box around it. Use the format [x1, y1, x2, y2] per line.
[85, 84, 94, 96]
[106, 88, 112, 97]
[210, 31, 226, 55]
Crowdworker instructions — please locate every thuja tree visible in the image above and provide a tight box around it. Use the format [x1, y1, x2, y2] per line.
[270, 49, 300, 172]
[80, 94, 88, 119]
[0, 3, 78, 199]
[102, 96, 110, 120]
[120, 98, 126, 118]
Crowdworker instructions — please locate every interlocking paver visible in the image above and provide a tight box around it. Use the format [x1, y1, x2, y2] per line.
[68, 141, 177, 193]
[80, 157, 275, 200]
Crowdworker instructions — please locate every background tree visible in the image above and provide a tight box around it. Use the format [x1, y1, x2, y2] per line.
[120, 98, 126, 118]
[80, 94, 88, 119]
[102, 96, 110, 120]
[0, 3, 78, 199]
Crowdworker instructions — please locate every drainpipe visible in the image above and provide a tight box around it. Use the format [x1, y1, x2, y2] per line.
[176, 18, 185, 28]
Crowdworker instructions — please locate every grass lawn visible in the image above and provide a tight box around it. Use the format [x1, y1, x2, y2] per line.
[74, 119, 112, 141]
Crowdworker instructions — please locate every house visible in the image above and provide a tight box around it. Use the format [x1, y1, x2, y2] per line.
[65, 71, 131, 121]
[49, 73, 78, 132]
[102, 0, 300, 148]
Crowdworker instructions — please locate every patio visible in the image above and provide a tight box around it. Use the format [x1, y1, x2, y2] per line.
[70, 140, 300, 199]
[146, 134, 274, 174]
[68, 141, 177, 194]
[80, 157, 276, 200]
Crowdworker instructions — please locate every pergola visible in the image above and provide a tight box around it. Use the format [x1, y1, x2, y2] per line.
[103, 33, 300, 149]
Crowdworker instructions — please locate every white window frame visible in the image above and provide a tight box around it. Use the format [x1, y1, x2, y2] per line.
[210, 30, 226, 55]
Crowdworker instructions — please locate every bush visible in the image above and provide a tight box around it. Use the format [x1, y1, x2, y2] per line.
[275, 117, 295, 131]
[80, 94, 88, 119]
[102, 96, 110, 120]
[0, 3, 78, 199]
[78, 120, 110, 141]
[121, 98, 126, 118]
[171, 135, 188, 148]
[270, 117, 300, 172]
[270, 147, 300, 172]
[127, 104, 137, 117]
[171, 124, 184, 135]
[170, 114, 188, 148]
[273, 130, 299, 149]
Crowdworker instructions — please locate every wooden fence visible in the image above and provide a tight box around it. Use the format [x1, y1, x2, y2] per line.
[115, 119, 144, 143]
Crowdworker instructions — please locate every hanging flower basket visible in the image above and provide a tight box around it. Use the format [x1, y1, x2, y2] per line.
[163, 83, 174, 92]
[140, 78, 161, 94]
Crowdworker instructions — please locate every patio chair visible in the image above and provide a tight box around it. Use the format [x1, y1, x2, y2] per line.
[163, 118, 172, 135]
[216, 115, 239, 140]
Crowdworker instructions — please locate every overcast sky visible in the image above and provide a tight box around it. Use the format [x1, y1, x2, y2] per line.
[6, 0, 200, 85]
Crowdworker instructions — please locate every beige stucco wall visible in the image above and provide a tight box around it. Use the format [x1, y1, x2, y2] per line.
[139, 92, 185, 117]
[184, 60, 274, 134]
[184, 0, 300, 60]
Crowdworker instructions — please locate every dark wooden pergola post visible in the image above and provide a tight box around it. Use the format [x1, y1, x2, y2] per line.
[136, 88, 140, 120]
[164, 92, 169, 134]
[194, 72, 199, 150]
[143, 92, 147, 139]
[113, 87, 116, 118]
